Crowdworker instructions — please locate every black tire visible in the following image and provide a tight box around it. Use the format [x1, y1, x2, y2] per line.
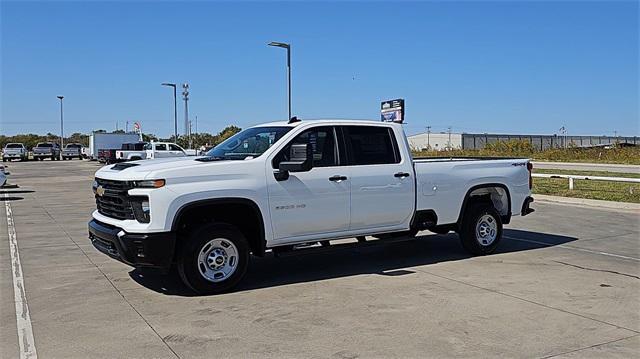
[356, 236, 366, 243]
[458, 203, 503, 255]
[177, 223, 250, 294]
[2, 158, 6, 162]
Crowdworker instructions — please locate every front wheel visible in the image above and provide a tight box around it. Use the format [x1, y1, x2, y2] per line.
[458, 203, 503, 255]
[177, 223, 249, 294]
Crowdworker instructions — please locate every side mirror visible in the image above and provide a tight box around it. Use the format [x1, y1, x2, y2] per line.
[274, 143, 313, 181]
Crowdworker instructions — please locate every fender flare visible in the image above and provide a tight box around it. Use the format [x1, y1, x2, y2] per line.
[170, 197, 267, 256]
[456, 183, 512, 225]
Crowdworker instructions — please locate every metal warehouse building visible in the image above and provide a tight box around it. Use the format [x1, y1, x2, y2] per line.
[408, 132, 638, 151]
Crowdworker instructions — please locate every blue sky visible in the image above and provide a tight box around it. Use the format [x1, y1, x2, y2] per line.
[1, 0, 638, 137]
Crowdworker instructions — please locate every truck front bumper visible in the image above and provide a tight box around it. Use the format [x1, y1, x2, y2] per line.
[88, 219, 176, 270]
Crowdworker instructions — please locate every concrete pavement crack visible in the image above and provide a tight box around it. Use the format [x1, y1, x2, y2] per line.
[411, 267, 640, 334]
[553, 260, 640, 280]
[540, 333, 639, 358]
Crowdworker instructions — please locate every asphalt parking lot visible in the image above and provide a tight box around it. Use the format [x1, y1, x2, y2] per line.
[1, 160, 639, 358]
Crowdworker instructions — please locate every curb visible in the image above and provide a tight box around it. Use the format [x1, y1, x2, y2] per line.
[534, 194, 640, 212]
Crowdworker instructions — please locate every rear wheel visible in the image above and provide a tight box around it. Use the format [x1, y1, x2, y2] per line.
[177, 223, 249, 294]
[458, 203, 502, 255]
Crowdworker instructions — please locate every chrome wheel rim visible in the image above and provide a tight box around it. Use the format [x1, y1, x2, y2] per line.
[475, 214, 498, 246]
[197, 238, 239, 283]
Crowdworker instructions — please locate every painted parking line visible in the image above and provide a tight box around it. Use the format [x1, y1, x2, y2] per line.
[4, 193, 38, 359]
[504, 235, 640, 262]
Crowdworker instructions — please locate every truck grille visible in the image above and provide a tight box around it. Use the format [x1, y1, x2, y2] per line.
[95, 178, 134, 220]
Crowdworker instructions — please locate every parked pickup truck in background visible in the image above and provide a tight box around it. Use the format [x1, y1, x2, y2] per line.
[2, 143, 28, 162]
[62, 143, 84, 160]
[114, 142, 148, 162]
[115, 142, 192, 162]
[33, 142, 61, 161]
[89, 119, 534, 294]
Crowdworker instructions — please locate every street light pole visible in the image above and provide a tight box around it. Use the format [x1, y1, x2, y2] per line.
[161, 83, 178, 141]
[182, 83, 190, 148]
[57, 96, 64, 159]
[268, 41, 292, 120]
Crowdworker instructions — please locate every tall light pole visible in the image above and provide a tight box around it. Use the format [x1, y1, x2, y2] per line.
[161, 83, 178, 140]
[182, 83, 190, 147]
[268, 41, 291, 120]
[57, 96, 64, 159]
[426, 126, 431, 149]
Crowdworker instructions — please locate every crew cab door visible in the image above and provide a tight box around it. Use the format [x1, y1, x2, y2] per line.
[341, 125, 415, 231]
[267, 126, 350, 241]
[168, 144, 186, 157]
[153, 143, 169, 158]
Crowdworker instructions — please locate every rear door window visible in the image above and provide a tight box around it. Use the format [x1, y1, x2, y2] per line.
[342, 126, 400, 165]
[155, 144, 168, 151]
[169, 144, 183, 151]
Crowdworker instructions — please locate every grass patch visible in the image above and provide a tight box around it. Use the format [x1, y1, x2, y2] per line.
[533, 177, 640, 203]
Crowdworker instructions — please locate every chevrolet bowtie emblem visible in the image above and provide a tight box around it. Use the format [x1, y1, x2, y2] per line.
[95, 185, 106, 197]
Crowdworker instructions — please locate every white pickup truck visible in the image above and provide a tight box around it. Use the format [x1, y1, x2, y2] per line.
[89, 119, 534, 294]
[115, 142, 193, 162]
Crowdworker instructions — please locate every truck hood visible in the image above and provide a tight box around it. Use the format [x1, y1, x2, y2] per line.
[94, 156, 239, 181]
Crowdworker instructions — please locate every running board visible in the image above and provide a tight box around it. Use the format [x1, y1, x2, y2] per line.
[271, 235, 418, 258]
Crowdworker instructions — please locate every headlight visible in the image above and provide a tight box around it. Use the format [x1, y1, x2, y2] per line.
[132, 179, 165, 188]
[130, 196, 151, 223]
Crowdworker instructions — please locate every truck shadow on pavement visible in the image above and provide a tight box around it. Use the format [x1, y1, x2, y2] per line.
[129, 229, 576, 296]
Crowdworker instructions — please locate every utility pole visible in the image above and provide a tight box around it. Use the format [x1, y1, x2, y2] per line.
[195, 115, 198, 135]
[447, 126, 452, 150]
[57, 96, 64, 159]
[426, 126, 431, 149]
[182, 83, 190, 147]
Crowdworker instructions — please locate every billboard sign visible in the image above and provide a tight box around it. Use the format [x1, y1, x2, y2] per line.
[381, 99, 404, 123]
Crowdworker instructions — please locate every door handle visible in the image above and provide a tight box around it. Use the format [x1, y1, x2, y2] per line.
[394, 172, 410, 178]
[329, 175, 348, 182]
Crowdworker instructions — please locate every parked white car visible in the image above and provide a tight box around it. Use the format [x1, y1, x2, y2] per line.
[89, 119, 534, 294]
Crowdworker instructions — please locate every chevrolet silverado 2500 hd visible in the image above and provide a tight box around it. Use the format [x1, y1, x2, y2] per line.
[89, 119, 534, 294]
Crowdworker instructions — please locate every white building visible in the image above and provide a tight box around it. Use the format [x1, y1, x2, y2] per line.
[407, 132, 463, 151]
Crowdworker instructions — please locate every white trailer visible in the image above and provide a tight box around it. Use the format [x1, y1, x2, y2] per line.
[87, 132, 141, 160]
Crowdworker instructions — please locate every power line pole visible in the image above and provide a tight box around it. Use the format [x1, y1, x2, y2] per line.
[426, 126, 431, 149]
[447, 126, 452, 150]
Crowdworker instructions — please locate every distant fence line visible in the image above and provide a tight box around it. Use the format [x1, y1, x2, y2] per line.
[461, 134, 639, 151]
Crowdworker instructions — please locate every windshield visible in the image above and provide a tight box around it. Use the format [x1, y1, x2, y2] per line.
[206, 126, 292, 160]
[6, 144, 22, 149]
[66, 144, 81, 149]
[36, 143, 53, 148]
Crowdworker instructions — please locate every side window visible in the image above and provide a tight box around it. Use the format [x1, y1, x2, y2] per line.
[155, 144, 168, 151]
[169, 144, 183, 151]
[272, 126, 338, 168]
[343, 126, 400, 165]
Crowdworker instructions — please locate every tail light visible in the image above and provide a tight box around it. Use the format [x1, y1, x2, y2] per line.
[527, 162, 533, 189]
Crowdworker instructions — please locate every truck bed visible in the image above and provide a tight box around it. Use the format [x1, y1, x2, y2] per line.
[413, 157, 531, 225]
